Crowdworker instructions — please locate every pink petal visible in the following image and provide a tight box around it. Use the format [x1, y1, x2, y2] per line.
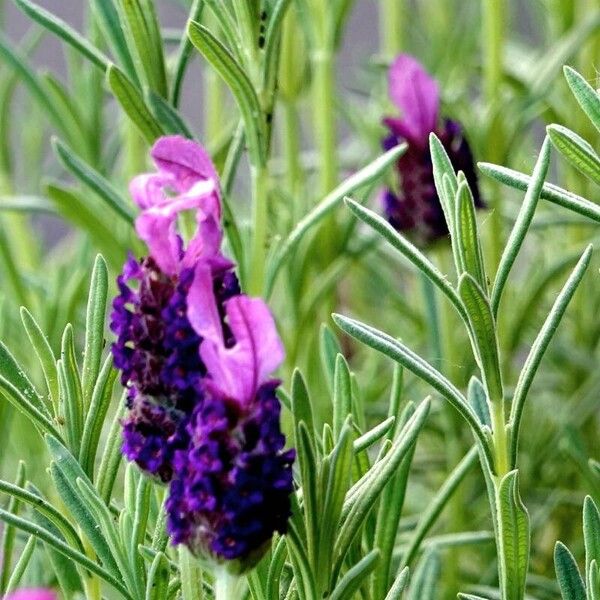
[6, 589, 57, 600]
[200, 295, 285, 405]
[135, 211, 181, 276]
[388, 54, 439, 143]
[187, 262, 223, 343]
[151, 135, 221, 204]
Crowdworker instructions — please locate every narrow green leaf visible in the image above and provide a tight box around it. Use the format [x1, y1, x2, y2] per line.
[333, 354, 352, 440]
[297, 422, 319, 569]
[0, 462, 25, 594]
[478, 161, 600, 223]
[116, 0, 168, 96]
[107, 63, 164, 144]
[564, 65, 600, 133]
[509, 245, 592, 466]
[458, 274, 503, 405]
[584, 496, 600, 581]
[455, 181, 487, 289]
[497, 471, 530, 600]
[407, 549, 440, 600]
[400, 446, 478, 570]
[548, 124, 600, 186]
[555, 541, 586, 600]
[3, 535, 35, 595]
[266, 144, 406, 296]
[0, 507, 132, 599]
[188, 21, 265, 165]
[81, 255, 108, 407]
[14, 0, 109, 70]
[344, 197, 469, 327]
[329, 549, 380, 600]
[97, 403, 126, 504]
[320, 324, 342, 395]
[59, 324, 84, 455]
[52, 137, 135, 224]
[20, 307, 59, 411]
[79, 355, 117, 478]
[491, 137, 551, 316]
[384, 567, 410, 600]
[145, 551, 170, 600]
[430, 133, 458, 230]
[333, 400, 430, 579]
[332, 313, 493, 466]
[146, 89, 193, 137]
[90, 0, 138, 81]
[353, 416, 395, 454]
[467, 376, 491, 427]
[291, 369, 315, 438]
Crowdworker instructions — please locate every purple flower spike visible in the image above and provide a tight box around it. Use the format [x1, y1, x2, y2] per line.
[6, 590, 57, 600]
[381, 55, 483, 243]
[112, 135, 294, 568]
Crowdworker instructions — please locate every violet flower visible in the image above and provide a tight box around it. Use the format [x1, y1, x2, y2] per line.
[382, 54, 483, 243]
[5, 591, 56, 600]
[111, 135, 294, 566]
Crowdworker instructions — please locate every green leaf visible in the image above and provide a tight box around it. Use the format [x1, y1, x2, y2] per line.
[145, 551, 170, 600]
[555, 541, 586, 600]
[584, 496, 600, 582]
[400, 446, 478, 570]
[115, 0, 168, 96]
[59, 324, 84, 454]
[329, 549, 380, 600]
[188, 21, 265, 166]
[0, 506, 132, 599]
[3, 535, 35, 595]
[458, 274, 503, 405]
[0, 462, 25, 595]
[455, 181, 487, 289]
[333, 354, 352, 440]
[384, 567, 410, 600]
[106, 63, 164, 144]
[406, 549, 441, 600]
[79, 355, 117, 478]
[14, 0, 109, 70]
[353, 416, 395, 454]
[46, 435, 121, 578]
[497, 471, 530, 600]
[478, 162, 600, 223]
[491, 137, 551, 316]
[90, 0, 138, 81]
[266, 144, 406, 296]
[81, 255, 108, 408]
[509, 245, 592, 467]
[146, 89, 193, 137]
[564, 65, 600, 133]
[97, 404, 126, 504]
[430, 132, 458, 232]
[320, 324, 343, 394]
[548, 124, 600, 186]
[0, 340, 47, 416]
[333, 400, 430, 579]
[332, 313, 493, 466]
[467, 377, 491, 427]
[20, 307, 59, 411]
[291, 369, 315, 438]
[52, 137, 135, 224]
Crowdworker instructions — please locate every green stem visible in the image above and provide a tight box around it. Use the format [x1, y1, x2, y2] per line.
[248, 163, 268, 295]
[481, 0, 506, 272]
[214, 568, 246, 600]
[491, 400, 509, 477]
[179, 547, 203, 600]
[379, 0, 404, 58]
[282, 101, 304, 224]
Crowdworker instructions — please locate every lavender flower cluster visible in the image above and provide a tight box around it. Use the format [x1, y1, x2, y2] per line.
[111, 136, 294, 564]
[382, 55, 483, 243]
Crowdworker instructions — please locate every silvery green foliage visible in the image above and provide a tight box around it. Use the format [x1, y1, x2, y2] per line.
[0, 1, 598, 599]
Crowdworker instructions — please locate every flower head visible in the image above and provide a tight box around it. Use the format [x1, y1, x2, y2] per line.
[382, 54, 482, 243]
[111, 135, 294, 567]
[6, 590, 56, 600]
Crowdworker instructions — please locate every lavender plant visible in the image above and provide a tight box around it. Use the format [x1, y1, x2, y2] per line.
[0, 1, 598, 600]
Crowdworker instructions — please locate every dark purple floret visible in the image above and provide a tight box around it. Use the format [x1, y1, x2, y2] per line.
[382, 119, 483, 244]
[166, 381, 295, 562]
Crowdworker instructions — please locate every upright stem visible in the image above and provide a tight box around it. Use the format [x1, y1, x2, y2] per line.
[481, 0, 506, 272]
[380, 0, 404, 58]
[179, 547, 203, 600]
[491, 400, 509, 477]
[282, 101, 304, 224]
[248, 163, 268, 295]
